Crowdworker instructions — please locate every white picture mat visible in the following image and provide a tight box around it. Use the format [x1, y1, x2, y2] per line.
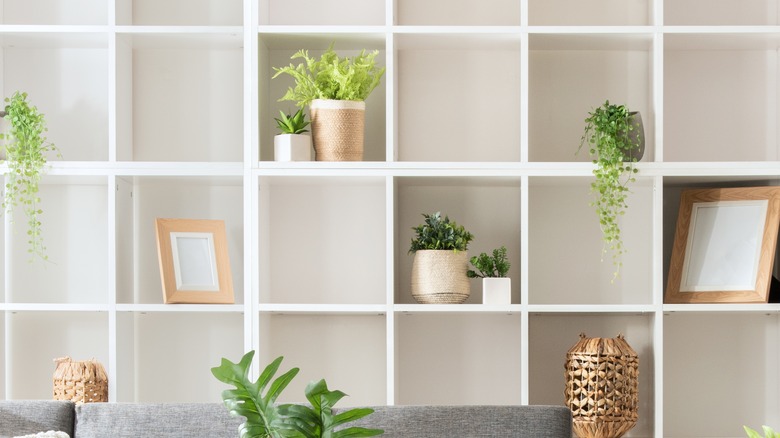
[680, 200, 767, 292]
[170, 231, 220, 291]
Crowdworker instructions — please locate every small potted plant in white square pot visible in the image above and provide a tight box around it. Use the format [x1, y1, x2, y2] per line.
[274, 108, 312, 161]
[467, 246, 511, 305]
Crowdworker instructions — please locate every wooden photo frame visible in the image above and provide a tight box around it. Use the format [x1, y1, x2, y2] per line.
[155, 218, 234, 304]
[665, 187, 780, 304]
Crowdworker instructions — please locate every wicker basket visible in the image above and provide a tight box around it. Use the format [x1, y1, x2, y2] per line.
[52, 356, 108, 404]
[310, 99, 365, 161]
[564, 333, 639, 438]
[411, 250, 470, 304]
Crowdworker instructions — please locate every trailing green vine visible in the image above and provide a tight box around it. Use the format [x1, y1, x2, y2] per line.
[578, 100, 641, 280]
[1, 91, 60, 261]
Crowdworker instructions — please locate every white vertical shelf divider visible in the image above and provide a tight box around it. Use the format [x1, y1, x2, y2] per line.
[652, 0, 664, 433]
[385, 0, 396, 405]
[519, 0, 530, 406]
[385, 175, 395, 405]
[245, 0, 259, 370]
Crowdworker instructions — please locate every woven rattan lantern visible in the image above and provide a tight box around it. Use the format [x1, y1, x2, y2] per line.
[52, 356, 108, 404]
[564, 333, 638, 438]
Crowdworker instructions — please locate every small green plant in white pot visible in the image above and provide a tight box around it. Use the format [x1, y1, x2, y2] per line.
[467, 246, 511, 305]
[409, 212, 474, 304]
[273, 108, 312, 161]
[272, 43, 385, 162]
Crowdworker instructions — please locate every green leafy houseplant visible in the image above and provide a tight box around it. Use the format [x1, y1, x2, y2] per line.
[467, 246, 510, 278]
[275, 109, 310, 135]
[211, 351, 383, 438]
[408, 211, 473, 254]
[1, 91, 60, 261]
[578, 100, 641, 280]
[272, 44, 386, 108]
[745, 426, 780, 438]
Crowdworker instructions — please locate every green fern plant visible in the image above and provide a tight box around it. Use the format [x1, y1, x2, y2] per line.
[272, 43, 385, 108]
[467, 246, 510, 278]
[408, 211, 474, 254]
[577, 100, 641, 281]
[745, 425, 780, 438]
[212, 351, 383, 438]
[275, 109, 310, 135]
[1, 91, 60, 262]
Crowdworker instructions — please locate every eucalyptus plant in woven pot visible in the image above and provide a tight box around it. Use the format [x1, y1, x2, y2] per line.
[409, 212, 474, 304]
[273, 44, 385, 162]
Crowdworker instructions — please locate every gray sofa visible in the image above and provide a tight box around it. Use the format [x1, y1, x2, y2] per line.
[0, 400, 572, 437]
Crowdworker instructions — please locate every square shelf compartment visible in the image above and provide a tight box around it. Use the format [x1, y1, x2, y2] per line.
[116, 33, 244, 162]
[0, 33, 109, 161]
[664, 34, 780, 162]
[396, 176, 522, 305]
[7, 176, 109, 304]
[116, 176, 244, 305]
[529, 0, 652, 25]
[529, 33, 655, 162]
[259, 0, 385, 26]
[396, 313, 522, 405]
[528, 177, 654, 305]
[664, 312, 780, 437]
[395, 34, 521, 162]
[259, 313, 387, 407]
[396, 0, 520, 26]
[529, 312, 655, 437]
[258, 176, 387, 305]
[117, 0, 243, 26]
[0, 0, 107, 25]
[6, 311, 109, 400]
[117, 311, 245, 402]
[258, 34, 387, 162]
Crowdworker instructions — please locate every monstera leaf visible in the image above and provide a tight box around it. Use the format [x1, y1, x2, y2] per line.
[279, 379, 383, 438]
[745, 426, 780, 438]
[211, 351, 299, 438]
[213, 352, 383, 438]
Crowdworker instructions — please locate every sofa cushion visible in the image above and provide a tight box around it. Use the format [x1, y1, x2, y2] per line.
[73, 403, 241, 438]
[353, 405, 572, 438]
[0, 400, 74, 438]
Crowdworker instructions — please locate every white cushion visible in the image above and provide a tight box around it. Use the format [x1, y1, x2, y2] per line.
[13, 431, 70, 438]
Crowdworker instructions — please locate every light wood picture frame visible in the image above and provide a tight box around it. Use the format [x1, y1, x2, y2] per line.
[155, 218, 234, 304]
[665, 186, 780, 304]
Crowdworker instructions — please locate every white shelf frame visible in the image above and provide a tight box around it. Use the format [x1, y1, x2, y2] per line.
[0, 1, 779, 435]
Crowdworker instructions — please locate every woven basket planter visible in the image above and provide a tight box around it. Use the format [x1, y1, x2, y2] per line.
[52, 356, 108, 404]
[310, 99, 365, 161]
[411, 250, 470, 304]
[564, 333, 639, 438]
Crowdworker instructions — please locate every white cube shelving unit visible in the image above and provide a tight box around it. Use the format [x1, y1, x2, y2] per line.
[0, 1, 779, 437]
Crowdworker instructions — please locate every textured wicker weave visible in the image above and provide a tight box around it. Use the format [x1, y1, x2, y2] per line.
[564, 333, 638, 438]
[411, 250, 470, 304]
[52, 356, 108, 404]
[310, 99, 365, 161]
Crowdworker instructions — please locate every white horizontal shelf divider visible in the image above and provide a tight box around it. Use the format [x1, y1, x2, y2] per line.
[663, 304, 780, 313]
[115, 304, 245, 313]
[393, 304, 523, 314]
[527, 304, 657, 314]
[1, 303, 110, 312]
[258, 303, 387, 314]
